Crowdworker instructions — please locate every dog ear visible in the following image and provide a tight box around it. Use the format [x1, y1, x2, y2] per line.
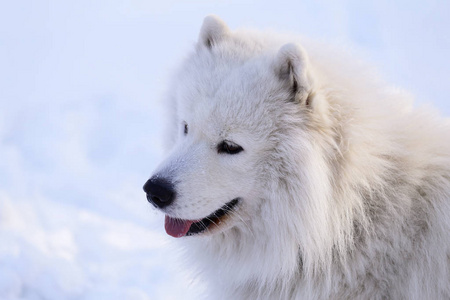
[198, 15, 230, 49]
[275, 43, 313, 105]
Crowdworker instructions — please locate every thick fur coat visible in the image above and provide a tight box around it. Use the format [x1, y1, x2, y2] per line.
[145, 16, 450, 299]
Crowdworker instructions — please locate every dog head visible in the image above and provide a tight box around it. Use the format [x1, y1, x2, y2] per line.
[144, 15, 317, 238]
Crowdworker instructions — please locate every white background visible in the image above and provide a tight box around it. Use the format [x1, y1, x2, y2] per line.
[0, 1, 449, 299]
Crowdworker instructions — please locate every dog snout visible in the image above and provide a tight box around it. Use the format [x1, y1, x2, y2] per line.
[143, 177, 176, 209]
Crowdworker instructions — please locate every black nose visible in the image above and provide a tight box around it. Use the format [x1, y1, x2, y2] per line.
[143, 177, 176, 209]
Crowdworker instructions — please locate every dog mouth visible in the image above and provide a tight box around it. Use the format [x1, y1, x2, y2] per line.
[164, 198, 240, 238]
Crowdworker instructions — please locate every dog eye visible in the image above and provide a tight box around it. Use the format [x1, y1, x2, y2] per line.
[217, 141, 243, 155]
[183, 122, 188, 135]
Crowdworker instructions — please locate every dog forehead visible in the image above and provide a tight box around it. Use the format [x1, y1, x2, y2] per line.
[182, 72, 275, 136]
[174, 48, 286, 139]
[183, 58, 275, 107]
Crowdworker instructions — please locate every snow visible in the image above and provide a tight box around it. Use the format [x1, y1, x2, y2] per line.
[0, 1, 449, 299]
[0, 193, 202, 300]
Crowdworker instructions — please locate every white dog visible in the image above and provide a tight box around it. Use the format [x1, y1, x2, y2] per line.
[144, 16, 450, 299]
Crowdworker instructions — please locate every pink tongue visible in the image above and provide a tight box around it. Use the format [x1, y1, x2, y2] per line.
[165, 215, 196, 238]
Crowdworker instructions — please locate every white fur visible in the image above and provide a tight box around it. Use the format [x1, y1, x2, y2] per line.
[151, 15, 450, 299]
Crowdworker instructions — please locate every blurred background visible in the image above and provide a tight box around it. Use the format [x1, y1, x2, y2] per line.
[0, 0, 448, 299]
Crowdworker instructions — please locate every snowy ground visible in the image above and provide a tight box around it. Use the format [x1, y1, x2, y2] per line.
[0, 1, 449, 299]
